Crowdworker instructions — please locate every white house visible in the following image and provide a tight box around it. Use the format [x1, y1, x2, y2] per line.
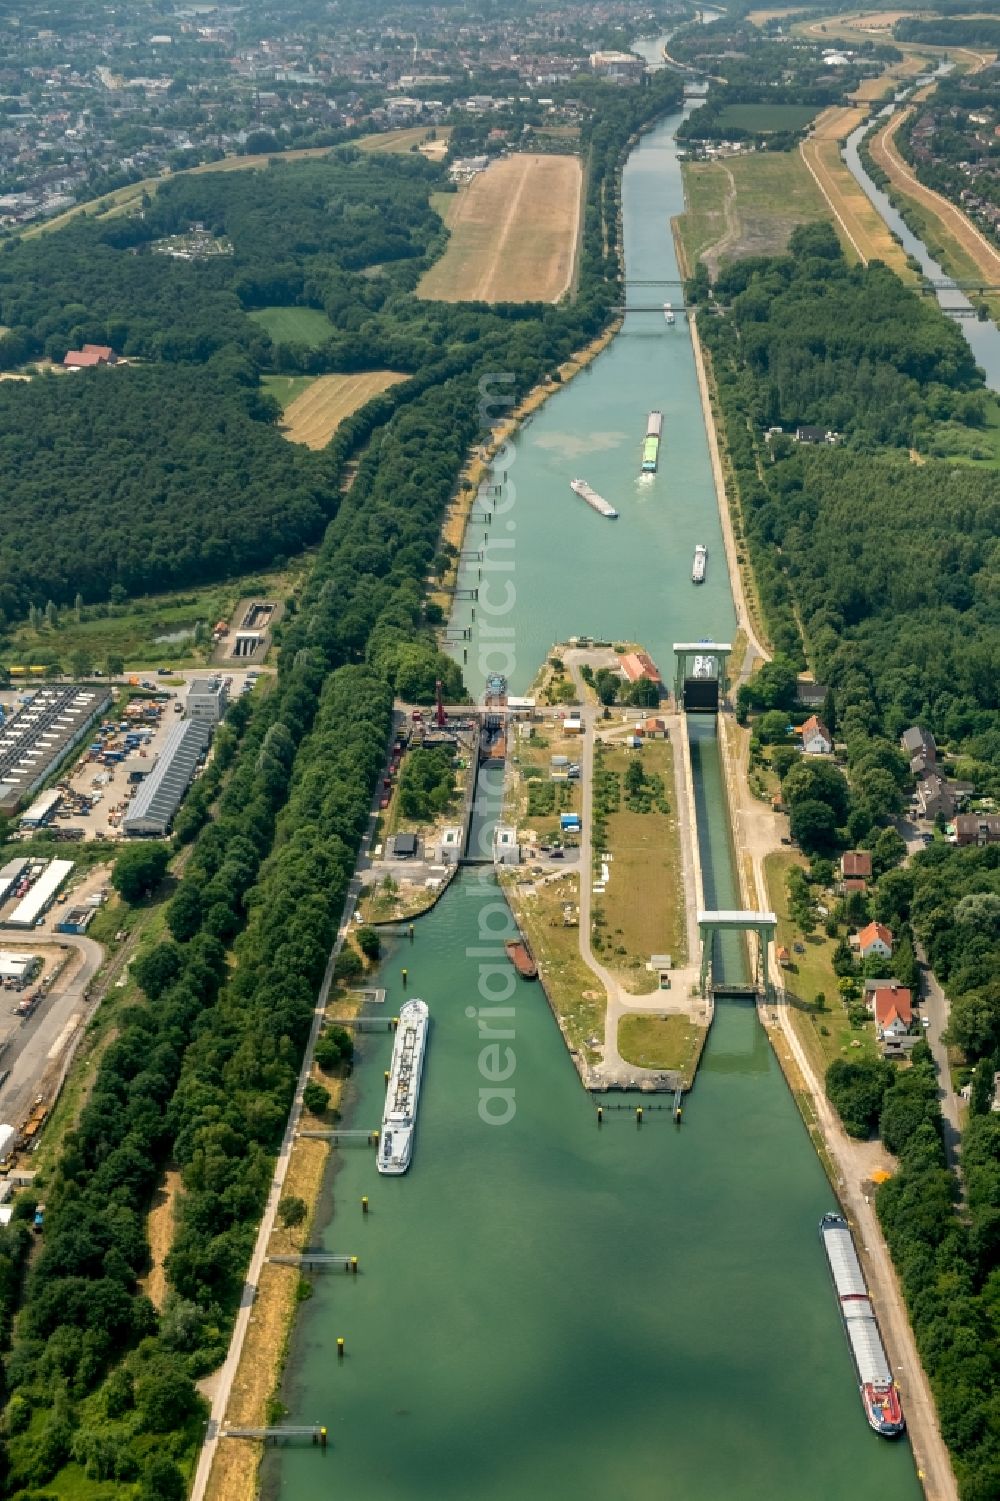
[857, 921, 893, 960]
[799, 715, 833, 756]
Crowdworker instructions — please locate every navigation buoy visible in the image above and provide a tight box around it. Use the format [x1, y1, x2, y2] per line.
[401, 967, 408, 987]
[337, 1337, 345, 1359]
[408, 924, 414, 943]
[597, 1106, 603, 1126]
[362, 1196, 369, 1215]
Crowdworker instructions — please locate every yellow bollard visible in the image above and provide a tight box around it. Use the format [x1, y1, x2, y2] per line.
[636, 1106, 643, 1124]
[337, 1337, 345, 1359]
[320, 1427, 328, 1451]
[597, 1106, 603, 1125]
[362, 1196, 369, 1215]
[384, 1070, 390, 1083]
[351, 1256, 359, 1275]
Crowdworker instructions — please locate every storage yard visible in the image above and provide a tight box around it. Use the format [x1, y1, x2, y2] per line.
[0, 684, 112, 814]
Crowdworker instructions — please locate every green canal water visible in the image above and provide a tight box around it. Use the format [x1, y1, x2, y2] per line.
[271, 109, 922, 1500]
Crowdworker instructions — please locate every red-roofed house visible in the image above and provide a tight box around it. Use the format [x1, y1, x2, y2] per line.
[63, 343, 118, 370]
[619, 651, 662, 687]
[841, 850, 872, 892]
[799, 715, 833, 755]
[872, 985, 912, 1040]
[638, 717, 667, 739]
[857, 921, 893, 960]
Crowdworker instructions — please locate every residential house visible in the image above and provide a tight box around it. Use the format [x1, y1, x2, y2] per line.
[871, 984, 912, 1040]
[953, 813, 1000, 847]
[795, 425, 839, 444]
[638, 717, 667, 739]
[901, 724, 936, 777]
[799, 715, 833, 756]
[619, 650, 662, 689]
[857, 921, 893, 960]
[914, 771, 973, 822]
[63, 342, 118, 369]
[841, 850, 872, 892]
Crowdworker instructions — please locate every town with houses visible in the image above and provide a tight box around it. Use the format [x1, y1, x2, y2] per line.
[0, 0, 681, 228]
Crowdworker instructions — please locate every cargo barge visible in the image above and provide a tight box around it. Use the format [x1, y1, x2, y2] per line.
[570, 478, 618, 519]
[641, 410, 663, 473]
[691, 544, 707, 583]
[378, 998, 429, 1176]
[505, 938, 538, 980]
[820, 1212, 905, 1438]
[663, 302, 675, 325]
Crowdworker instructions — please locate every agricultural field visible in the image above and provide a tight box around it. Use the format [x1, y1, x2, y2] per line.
[249, 305, 337, 347]
[800, 106, 912, 272]
[277, 370, 408, 449]
[715, 103, 819, 134]
[418, 153, 583, 303]
[677, 150, 830, 274]
[358, 125, 452, 156]
[260, 374, 316, 411]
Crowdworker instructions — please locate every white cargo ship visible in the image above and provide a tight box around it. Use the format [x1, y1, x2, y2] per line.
[691, 544, 707, 583]
[570, 478, 619, 519]
[820, 1213, 905, 1437]
[378, 998, 429, 1175]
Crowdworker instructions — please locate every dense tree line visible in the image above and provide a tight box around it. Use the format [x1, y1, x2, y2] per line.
[895, 16, 1000, 48]
[701, 224, 998, 774]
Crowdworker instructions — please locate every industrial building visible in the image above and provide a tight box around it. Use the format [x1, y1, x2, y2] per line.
[5, 859, 74, 928]
[0, 684, 112, 814]
[19, 788, 62, 829]
[186, 677, 228, 724]
[0, 951, 40, 982]
[122, 718, 212, 836]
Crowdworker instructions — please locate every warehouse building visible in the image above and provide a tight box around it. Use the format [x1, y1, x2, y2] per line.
[5, 859, 75, 928]
[122, 718, 212, 836]
[0, 685, 112, 814]
[186, 676, 228, 724]
[19, 788, 63, 829]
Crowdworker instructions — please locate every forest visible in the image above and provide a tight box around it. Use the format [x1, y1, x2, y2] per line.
[0, 67, 685, 1496]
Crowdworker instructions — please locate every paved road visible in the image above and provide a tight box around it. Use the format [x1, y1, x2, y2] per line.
[0, 934, 104, 1127]
[917, 946, 963, 1179]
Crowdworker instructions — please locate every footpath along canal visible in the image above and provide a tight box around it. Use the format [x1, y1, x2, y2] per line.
[270, 110, 923, 1501]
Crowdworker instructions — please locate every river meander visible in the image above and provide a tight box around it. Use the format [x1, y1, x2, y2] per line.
[272, 106, 922, 1501]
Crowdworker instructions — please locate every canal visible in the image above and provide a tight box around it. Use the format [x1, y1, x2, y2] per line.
[271, 104, 922, 1501]
[843, 114, 1000, 390]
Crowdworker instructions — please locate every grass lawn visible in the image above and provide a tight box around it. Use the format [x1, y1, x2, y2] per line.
[764, 851, 878, 1082]
[716, 103, 820, 134]
[249, 305, 337, 346]
[593, 740, 686, 993]
[676, 163, 731, 270]
[617, 1013, 705, 1082]
[503, 868, 605, 1062]
[2, 561, 302, 672]
[922, 393, 1000, 468]
[508, 723, 581, 847]
[261, 373, 316, 411]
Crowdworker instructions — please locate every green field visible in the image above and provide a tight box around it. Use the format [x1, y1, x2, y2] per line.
[2, 562, 304, 672]
[677, 150, 829, 271]
[617, 1014, 704, 1081]
[249, 305, 337, 346]
[261, 373, 316, 411]
[715, 103, 820, 134]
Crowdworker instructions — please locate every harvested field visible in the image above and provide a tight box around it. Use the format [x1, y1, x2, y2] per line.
[800, 107, 911, 272]
[418, 153, 583, 303]
[279, 370, 408, 449]
[869, 107, 1000, 286]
